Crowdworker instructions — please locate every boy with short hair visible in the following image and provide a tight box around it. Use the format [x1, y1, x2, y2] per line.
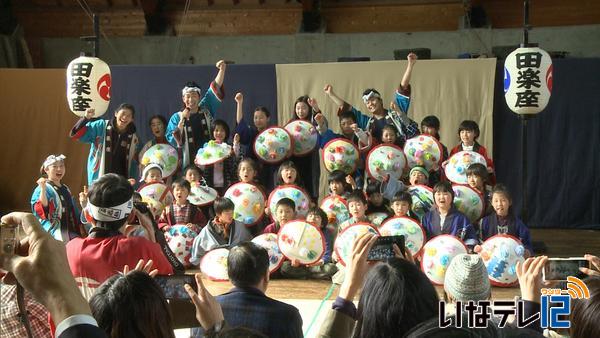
[189, 197, 253, 265]
[158, 178, 206, 232]
[409, 166, 430, 186]
[140, 163, 163, 184]
[263, 198, 296, 234]
[391, 191, 419, 221]
[338, 190, 370, 230]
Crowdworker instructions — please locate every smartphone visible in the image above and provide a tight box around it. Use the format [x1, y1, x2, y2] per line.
[367, 235, 405, 261]
[0, 223, 18, 255]
[154, 275, 197, 300]
[543, 257, 590, 282]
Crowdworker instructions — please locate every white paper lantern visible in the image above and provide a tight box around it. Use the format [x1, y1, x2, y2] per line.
[504, 47, 552, 115]
[66, 56, 111, 117]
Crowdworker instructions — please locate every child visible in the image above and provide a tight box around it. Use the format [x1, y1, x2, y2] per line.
[70, 105, 140, 185]
[237, 158, 259, 184]
[140, 163, 164, 185]
[365, 180, 392, 217]
[327, 170, 354, 198]
[279, 207, 338, 280]
[409, 166, 430, 186]
[380, 124, 402, 146]
[234, 92, 278, 192]
[189, 197, 252, 265]
[466, 163, 493, 217]
[421, 115, 448, 186]
[289, 95, 322, 202]
[421, 181, 478, 249]
[263, 198, 296, 234]
[158, 179, 206, 232]
[338, 190, 370, 230]
[31, 154, 86, 241]
[390, 191, 420, 221]
[449, 120, 495, 183]
[139, 114, 169, 164]
[477, 184, 533, 255]
[183, 165, 203, 185]
[275, 161, 305, 188]
[198, 119, 240, 196]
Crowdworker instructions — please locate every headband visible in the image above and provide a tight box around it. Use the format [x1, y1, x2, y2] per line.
[141, 163, 164, 182]
[362, 91, 381, 103]
[182, 86, 201, 96]
[43, 154, 66, 169]
[87, 198, 133, 222]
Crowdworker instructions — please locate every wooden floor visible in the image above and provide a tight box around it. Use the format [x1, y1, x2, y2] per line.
[200, 229, 600, 301]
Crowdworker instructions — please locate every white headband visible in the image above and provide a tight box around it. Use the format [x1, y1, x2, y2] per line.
[182, 86, 201, 96]
[87, 198, 133, 222]
[141, 163, 164, 182]
[43, 154, 66, 169]
[362, 91, 381, 103]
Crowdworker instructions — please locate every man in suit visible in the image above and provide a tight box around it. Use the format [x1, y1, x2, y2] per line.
[216, 242, 303, 338]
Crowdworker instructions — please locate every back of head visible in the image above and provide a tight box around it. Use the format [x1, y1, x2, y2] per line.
[214, 197, 235, 215]
[444, 254, 491, 302]
[227, 242, 269, 288]
[87, 173, 134, 231]
[354, 258, 438, 338]
[571, 276, 600, 338]
[90, 271, 175, 338]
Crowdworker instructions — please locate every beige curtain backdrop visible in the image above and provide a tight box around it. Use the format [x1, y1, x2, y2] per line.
[276, 58, 497, 200]
[0, 69, 88, 212]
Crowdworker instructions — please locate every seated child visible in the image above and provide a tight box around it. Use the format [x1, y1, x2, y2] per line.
[409, 166, 430, 187]
[421, 181, 478, 249]
[466, 163, 493, 217]
[182, 164, 213, 220]
[158, 179, 206, 232]
[263, 198, 296, 234]
[449, 120, 495, 184]
[327, 170, 354, 199]
[421, 115, 448, 186]
[279, 207, 338, 280]
[390, 191, 420, 222]
[477, 184, 533, 255]
[189, 197, 253, 265]
[365, 180, 392, 217]
[338, 190, 370, 230]
[380, 124, 402, 147]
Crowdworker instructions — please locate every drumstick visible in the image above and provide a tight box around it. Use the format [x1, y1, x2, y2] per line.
[295, 223, 307, 248]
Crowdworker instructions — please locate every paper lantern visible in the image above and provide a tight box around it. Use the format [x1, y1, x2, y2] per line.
[421, 235, 468, 285]
[479, 235, 526, 287]
[366, 144, 407, 181]
[322, 138, 360, 174]
[252, 233, 285, 274]
[200, 248, 230, 281]
[444, 151, 487, 185]
[223, 182, 266, 226]
[404, 134, 444, 172]
[253, 127, 293, 164]
[195, 140, 232, 166]
[66, 56, 111, 117]
[504, 47, 553, 115]
[277, 220, 325, 265]
[267, 184, 310, 221]
[452, 184, 484, 223]
[141, 143, 179, 178]
[379, 216, 426, 257]
[284, 120, 318, 156]
[334, 223, 380, 267]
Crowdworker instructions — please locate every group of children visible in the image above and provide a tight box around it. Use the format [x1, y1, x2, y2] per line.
[30, 55, 533, 284]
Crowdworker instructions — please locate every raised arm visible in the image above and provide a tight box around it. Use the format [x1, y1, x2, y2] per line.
[235, 92, 244, 124]
[324, 84, 345, 107]
[400, 52, 417, 91]
[214, 60, 227, 88]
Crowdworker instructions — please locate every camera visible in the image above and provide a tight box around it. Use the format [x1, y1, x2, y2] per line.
[154, 274, 197, 300]
[367, 235, 405, 261]
[0, 223, 18, 255]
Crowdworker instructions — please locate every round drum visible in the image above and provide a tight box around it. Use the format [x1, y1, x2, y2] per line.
[188, 183, 218, 207]
[164, 224, 199, 267]
[404, 135, 444, 172]
[253, 127, 293, 164]
[137, 182, 174, 217]
[421, 235, 468, 285]
[140, 143, 179, 178]
[445, 151, 487, 184]
[319, 195, 350, 228]
[200, 248, 230, 281]
[195, 140, 233, 166]
[224, 182, 266, 226]
[322, 138, 359, 174]
[268, 185, 310, 221]
[284, 120, 318, 156]
[407, 185, 434, 220]
[334, 223, 380, 267]
[379, 216, 426, 257]
[252, 233, 285, 274]
[366, 144, 407, 181]
[479, 234, 526, 287]
[452, 184, 484, 222]
[278, 220, 325, 265]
